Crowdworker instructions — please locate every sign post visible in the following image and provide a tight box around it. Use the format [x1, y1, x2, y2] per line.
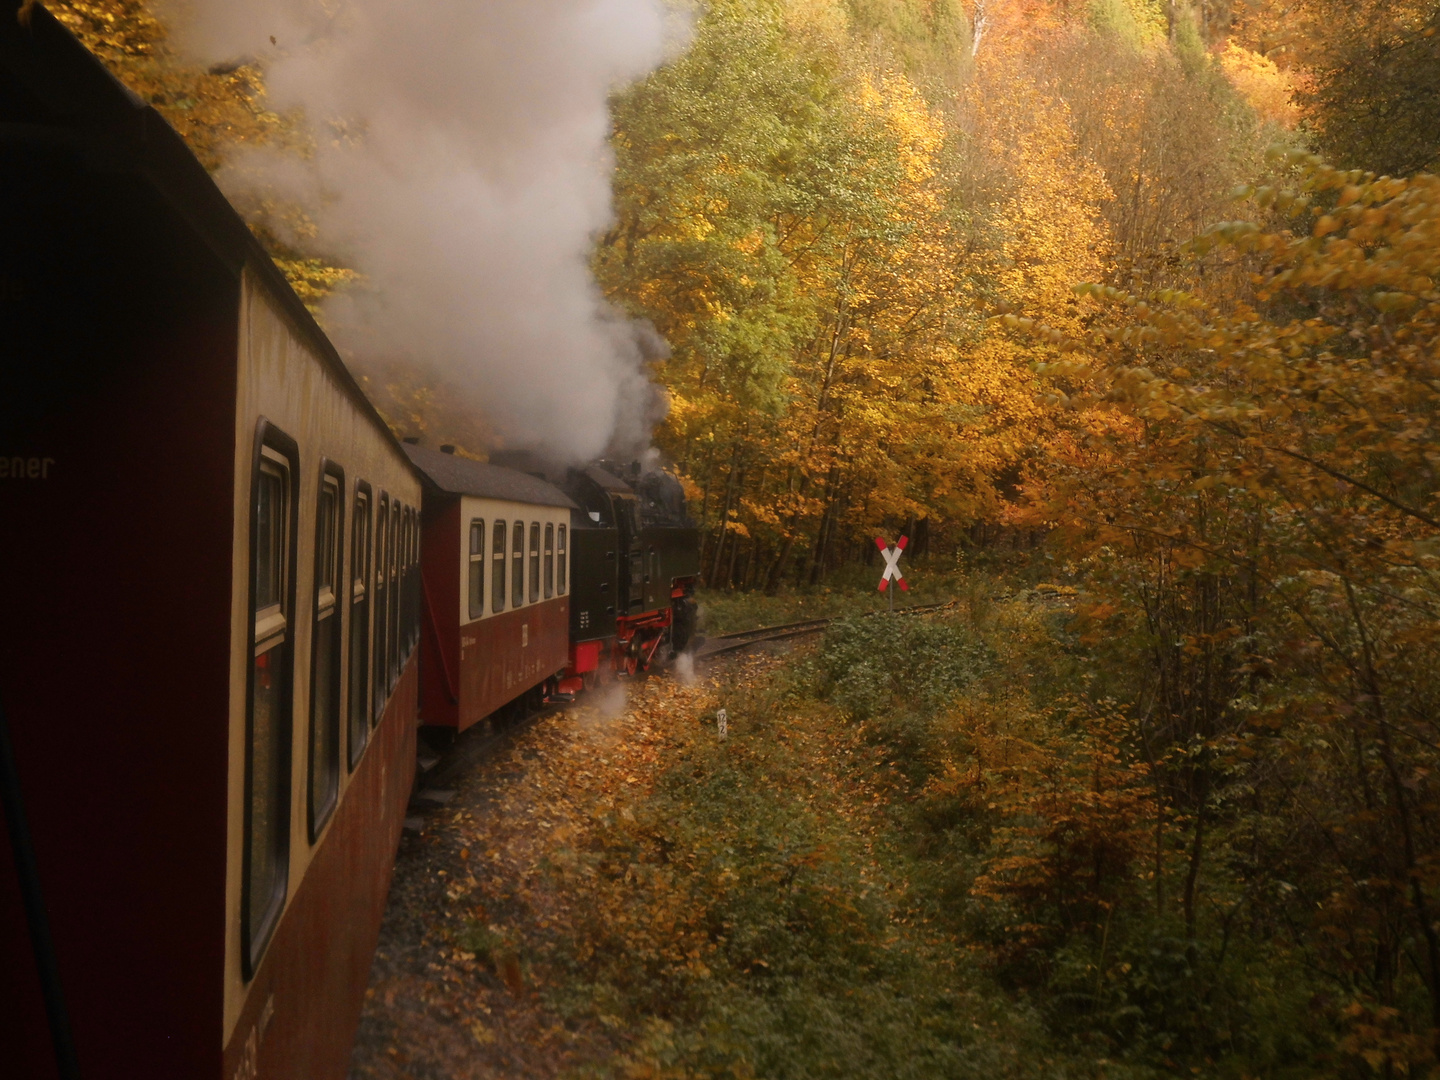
[875, 535, 908, 612]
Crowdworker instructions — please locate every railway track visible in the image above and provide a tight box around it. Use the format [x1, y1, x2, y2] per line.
[693, 617, 833, 658]
[413, 599, 959, 801]
[694, 599, 958, 659]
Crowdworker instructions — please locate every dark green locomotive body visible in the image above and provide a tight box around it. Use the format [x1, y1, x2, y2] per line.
[563, 465, 699, 651]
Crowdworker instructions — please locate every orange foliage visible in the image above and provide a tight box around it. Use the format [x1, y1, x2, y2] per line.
[1218, 41, 1300, 128]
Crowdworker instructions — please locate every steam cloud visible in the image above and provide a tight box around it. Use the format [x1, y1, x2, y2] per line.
[178, 0, 682, 459]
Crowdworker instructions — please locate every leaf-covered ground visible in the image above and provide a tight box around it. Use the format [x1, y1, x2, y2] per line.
[348, 640, 1044, 1079]
[348, 671, 704, 1079]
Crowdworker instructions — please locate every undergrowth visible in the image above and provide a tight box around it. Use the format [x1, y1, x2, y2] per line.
[543, 625, 1047, 1079]
[534, 564, 1344, 1078]
[695, 554, 1062, 636]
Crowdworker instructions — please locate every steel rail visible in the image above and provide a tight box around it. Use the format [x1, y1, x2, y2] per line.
[694, 600, 957, 659]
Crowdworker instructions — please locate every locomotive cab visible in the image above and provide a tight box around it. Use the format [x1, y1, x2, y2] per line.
[565, 466, 626, 651]
[561, 464, 699, 675]
[630, 466, 701, 650]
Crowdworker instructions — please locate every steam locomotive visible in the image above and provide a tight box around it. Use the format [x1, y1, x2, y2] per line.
[0, 8, 696, 1080]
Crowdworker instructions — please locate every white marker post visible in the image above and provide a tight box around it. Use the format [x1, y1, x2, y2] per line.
[875, 535, 908, 613]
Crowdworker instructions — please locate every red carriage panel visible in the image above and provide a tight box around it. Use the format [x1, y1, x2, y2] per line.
[458, 600, 570, 728]
[405, 445, 576, 736]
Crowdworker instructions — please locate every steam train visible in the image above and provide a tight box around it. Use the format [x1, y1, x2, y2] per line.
[0, 9, 696, 1080]
[405, 444, 699, 741]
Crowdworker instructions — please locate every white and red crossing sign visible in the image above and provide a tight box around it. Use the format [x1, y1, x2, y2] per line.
[875, 535, 908, 592]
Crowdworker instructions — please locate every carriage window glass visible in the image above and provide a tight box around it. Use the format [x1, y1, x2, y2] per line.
[491, 519, 507, 612]
[407, 512, 417, 648]
[348, 486, 371, 767]
[512, 521, 525, 606]
[396, 511, 406, 651]
[246, 440, 294, 975]
[402, 513, 413, 649]
[255, 468, 284, 612]
[372, 494, 389, 722]
[468, 519, 485, 620]
[544, 522, 554, 599]
[397, 512, 407, 650]
[529, 522, 541, 603]
[309, 470, 343, 837]
[388, 503, 401, 690]
[407, 512, 420, 652]
[401, 510, 414, 651]
[557, 525, 567, 594]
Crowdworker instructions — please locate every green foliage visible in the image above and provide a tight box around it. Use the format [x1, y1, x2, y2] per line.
[1087, 0, 1163, 52]
[814, 614, 991, 727]
[455, 919, 514, 967]
[544, 562, 1371, 1077]
[842, 0, 973, 86]
[695, 560, 972, 635]
[601, 0, 833, 420]
[1170, 6, 1207, 76]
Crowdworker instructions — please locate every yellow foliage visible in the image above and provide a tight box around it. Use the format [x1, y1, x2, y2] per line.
[1218, 41, 1301, 129]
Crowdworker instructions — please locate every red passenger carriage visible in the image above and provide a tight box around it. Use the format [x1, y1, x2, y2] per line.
[406, 444, 576, 738]
[0, 10, 422, 1078]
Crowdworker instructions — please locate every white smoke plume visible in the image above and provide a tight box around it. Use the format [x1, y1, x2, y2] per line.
[176, 0, 684, 459]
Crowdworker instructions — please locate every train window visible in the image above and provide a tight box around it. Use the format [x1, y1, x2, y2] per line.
[512, 521, 524, 606]
[491, 519, 507, 613]
[396, 511, 406, 653]
[402, 513, 412, 651]
[397, 512, 408, 649]
[309, 467, 344, 839]
[401, 510, 413, 652]
[244, 427, 298, 977]
[348, 485, 371, 769]
[468, 518, 485, 620]
[544, 523, 554, 599]
[254, 467, 285, 612]
[407, 511, 420, 653]
[372, 493, 389, 723]
[529, 522, 541, 603]
[557, 525, 567, 594]
[388, 502, 401, 690]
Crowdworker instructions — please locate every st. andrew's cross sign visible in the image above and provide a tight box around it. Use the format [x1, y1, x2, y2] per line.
[875, 536, 908, 606]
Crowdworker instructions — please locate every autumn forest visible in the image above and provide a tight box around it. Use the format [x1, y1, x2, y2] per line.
[44, 0, 1440, 1075]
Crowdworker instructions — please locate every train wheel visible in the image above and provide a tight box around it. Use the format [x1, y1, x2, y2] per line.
[670, 596, 698, 655]
[624, 636, 646, 679]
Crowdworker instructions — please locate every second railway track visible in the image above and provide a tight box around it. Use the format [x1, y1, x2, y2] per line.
[695, 599, 958, 659]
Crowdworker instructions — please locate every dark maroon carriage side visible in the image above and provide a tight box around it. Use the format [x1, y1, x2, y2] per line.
[0, 9, 421, 1078]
